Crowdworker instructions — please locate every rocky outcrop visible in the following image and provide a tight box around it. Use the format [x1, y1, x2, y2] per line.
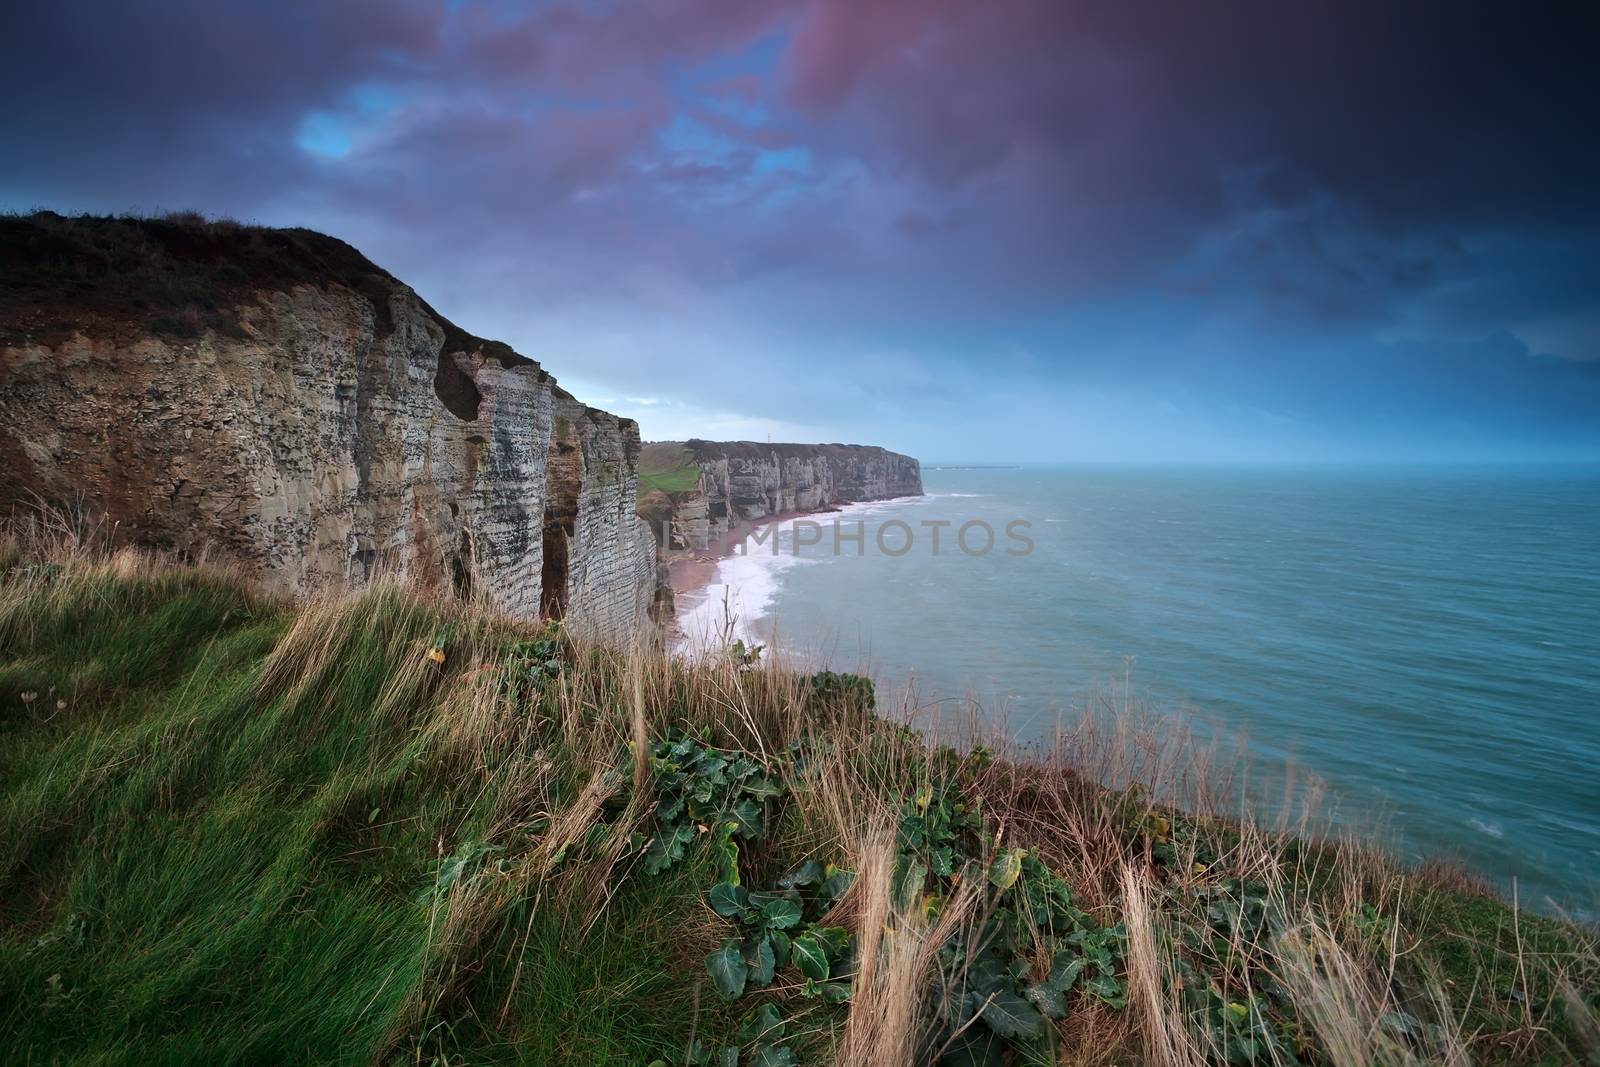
[645, 440, 923, 550]
[0, 213, 656, 642]
[545, 390, 660, 639]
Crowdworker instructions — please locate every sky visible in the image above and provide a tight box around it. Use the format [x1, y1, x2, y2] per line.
[5, 0, 1598, 463]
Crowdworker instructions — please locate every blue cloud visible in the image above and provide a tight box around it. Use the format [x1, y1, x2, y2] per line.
[2, 0, 1596, 462]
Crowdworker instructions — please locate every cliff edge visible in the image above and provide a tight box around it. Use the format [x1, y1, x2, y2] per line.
[637, 438, 923, 552]
[0, 212, 657, 641]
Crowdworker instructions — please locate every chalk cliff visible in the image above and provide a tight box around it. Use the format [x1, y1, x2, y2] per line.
[0, 213, 658, 641]
[639, 439, 923, 551]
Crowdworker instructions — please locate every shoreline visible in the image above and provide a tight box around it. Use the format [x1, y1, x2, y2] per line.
[666, 505, 841, 608]
[664, 493, 924, 622]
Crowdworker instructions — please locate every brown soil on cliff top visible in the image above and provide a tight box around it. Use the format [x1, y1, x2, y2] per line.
[0, 211, 530, 371]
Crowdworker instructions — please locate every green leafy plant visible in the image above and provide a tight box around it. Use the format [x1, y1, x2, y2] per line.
[804, 670, 875, 713]
[418, 840, 506, 904]
[704, 858, 856, 1000]
[892, 789, 1130, 1063]
[637, 731, 784, 878]
[1160, 880, 1307, 1065]
[729, 639, 764, 668]
[685, 1003, 798, 1066]
[504, 624, 567, 693]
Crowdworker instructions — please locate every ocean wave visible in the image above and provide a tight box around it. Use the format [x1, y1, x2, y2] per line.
[676, 525, 817, 649]
[1469, 816, 1506, 839]
[827, 497, 924, 520]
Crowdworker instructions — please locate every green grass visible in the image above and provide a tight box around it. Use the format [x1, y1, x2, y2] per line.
[637, 443, 703, 495]
[0, 563, 716, 1064]
[0, 552, 1595, 1065]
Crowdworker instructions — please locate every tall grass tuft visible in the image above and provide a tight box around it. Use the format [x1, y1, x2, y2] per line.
[0, 532, 1595, 1064]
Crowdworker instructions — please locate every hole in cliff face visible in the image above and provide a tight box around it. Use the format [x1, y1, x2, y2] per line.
[540, 524, 570, 618]
[451, 530, 474, 600]
[351, 547, 378, 581]
[434, 351, 481, 421]
[541, 430, 582, 620]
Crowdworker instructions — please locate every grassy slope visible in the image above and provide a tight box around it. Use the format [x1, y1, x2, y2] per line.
[1, 552, 1595, 1065]
[637, 443, 703, 495]
[0, 562, 720, 1064]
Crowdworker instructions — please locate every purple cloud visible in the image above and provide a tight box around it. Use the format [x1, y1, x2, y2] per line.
[3, 0, 1597, 460]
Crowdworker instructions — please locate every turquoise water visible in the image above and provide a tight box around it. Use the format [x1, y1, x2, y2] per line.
[680, 465, 1600, 914]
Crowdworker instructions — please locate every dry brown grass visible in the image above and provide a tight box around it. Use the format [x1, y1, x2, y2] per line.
[1124, 863, 1208, 1067]
[5, 526, 1594, 1065]
[921, 681, 1578, 1066]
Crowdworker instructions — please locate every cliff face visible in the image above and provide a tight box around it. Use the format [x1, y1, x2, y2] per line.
[642, 440, 923, 550]
[545, 391, 660, 639]
[0, 213, 657, 641]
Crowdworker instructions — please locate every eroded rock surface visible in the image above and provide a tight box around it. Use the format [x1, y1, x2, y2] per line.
[647, 440, 923, 549]
[0, 213, 656, 641]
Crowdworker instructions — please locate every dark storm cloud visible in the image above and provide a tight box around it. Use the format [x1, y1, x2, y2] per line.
[3, 0, 1597, 457]
[784, 0, 1599, 223]
[3, 1, 439, 205]
[780, 0, 1600, 317]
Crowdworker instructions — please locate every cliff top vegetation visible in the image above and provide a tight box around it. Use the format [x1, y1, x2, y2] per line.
[680, 439, 918, 465]
[0, 520, 1595, 1065]
[0, 211, 527, 370]
[638, 442, 704, 495]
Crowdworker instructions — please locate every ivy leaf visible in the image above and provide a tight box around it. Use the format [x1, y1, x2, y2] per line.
[777, 859, 824, 889]
[745, 935, 776, 987]
[1083, 971, 1127, 1009]
[742, 775, 784, 799]
[709, 883, 750, 918]
[694, 752, 728, 779]
[808, 925, 852, 957]
[712, 822, 741, 885]
[707, 938, 748, 999]
[810, 979, 854, 1004]
[642, 822, 695, 876]
[987, 848, 1025, 891]
[760, 897, 803, 930]
[768, 929, 792, 967]
[738, 1003, 786, 1045]
[791, 933, 830, 981]
[819, 866, 856, 903]
[730, 797, 765, 837]
[977, 986, 1044, 1039]
[716, 1048, 740, 1067]
[1046, 952, 1086, 993]
[939, 1029, 1007, 1067]
[893, 855, 927, 913]
[1025, 982, 1066, 1019]
[747, 1045, 796, 1067]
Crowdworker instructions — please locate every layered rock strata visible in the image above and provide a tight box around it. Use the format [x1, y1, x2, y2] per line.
[0, 213, 658, 641]
[644, 440, 923, 551]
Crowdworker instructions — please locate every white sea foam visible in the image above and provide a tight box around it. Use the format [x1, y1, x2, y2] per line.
[677, 490, 992, 651]
[675, 521, 817, 650]
[1469, 816, 1506, 839]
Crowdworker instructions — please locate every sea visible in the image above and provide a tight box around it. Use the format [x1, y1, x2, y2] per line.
[676, 465, 1600, 916]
